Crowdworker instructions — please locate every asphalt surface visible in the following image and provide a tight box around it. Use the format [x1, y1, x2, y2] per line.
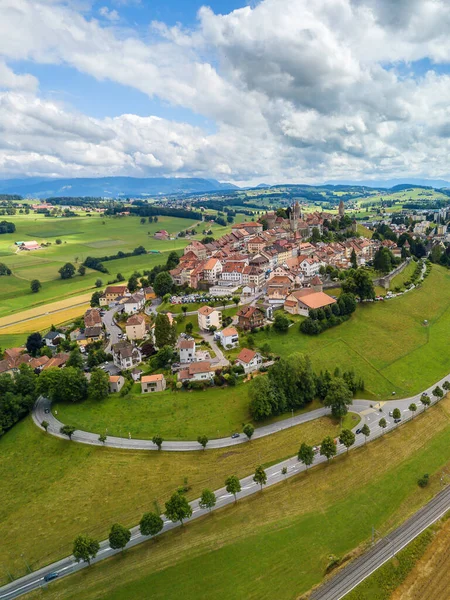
[4, 393, 450, 600]
[311, 483, 450, 600]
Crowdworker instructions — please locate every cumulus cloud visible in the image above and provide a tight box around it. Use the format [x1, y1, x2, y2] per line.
[1, 0, 450, 183]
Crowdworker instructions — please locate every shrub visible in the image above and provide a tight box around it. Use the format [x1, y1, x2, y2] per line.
[418, 474, 429, 488]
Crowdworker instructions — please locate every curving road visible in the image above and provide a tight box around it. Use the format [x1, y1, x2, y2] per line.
[4, 389, 450, 600]
[32, 372, 450, 451]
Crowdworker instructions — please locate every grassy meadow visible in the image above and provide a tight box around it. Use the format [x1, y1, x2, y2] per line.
[0, 413, 341, 582]
[253, 265, 450, 400]
[22, 394, 450, 600]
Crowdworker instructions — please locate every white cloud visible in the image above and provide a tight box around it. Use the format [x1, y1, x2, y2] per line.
[99, 6, 120, 21]
[1, 0, 450, 183]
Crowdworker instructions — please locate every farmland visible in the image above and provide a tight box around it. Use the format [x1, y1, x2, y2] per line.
[22, 394, 450, 600]
[0, 413, 341, 582]
[0, 211, 247, 344]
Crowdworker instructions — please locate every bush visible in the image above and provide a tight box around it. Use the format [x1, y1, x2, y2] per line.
[418, 474, 429, 488]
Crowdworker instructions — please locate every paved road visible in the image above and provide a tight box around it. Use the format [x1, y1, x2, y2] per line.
[5, 396, 450, 600]
[32, 371, 450, 451]
[311, 483, 450, 600]
[102, 306, 123, 352]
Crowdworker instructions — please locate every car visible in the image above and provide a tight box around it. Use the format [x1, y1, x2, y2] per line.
[312, 445, 320, 454]
[394, 418, 401, 424]
[44, 572, 59, 583]
[231, 433, 240, 439]
[355, 428, 362, 434]
[118, 333, 123, 338]
[44, 408, 50, 414]
[389, 411, 393, 417]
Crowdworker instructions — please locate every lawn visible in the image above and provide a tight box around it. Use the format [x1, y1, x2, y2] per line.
[254, 266, 450, 400]
[24, 395, 450, 600]
[53, 387, 327, 440]
[389, 259, 417, 291]
[0, 413, 341, 582]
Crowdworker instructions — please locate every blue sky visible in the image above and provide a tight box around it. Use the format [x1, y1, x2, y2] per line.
[2, 0, 450, 184]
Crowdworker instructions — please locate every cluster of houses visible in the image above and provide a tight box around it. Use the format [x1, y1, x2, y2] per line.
[168, 202, 384, 312]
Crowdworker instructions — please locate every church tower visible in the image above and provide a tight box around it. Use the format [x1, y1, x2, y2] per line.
[338, 200, 345, 218]
[290, 201, 301, 231]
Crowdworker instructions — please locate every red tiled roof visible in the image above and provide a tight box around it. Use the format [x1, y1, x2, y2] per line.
[236, 348, 257, 363]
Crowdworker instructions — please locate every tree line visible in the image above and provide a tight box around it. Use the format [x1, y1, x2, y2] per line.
[83, 246, 147, 273]
[0, 220, 15, 234]
[249, 353, 364, 421]
[300, 292, 357, 335]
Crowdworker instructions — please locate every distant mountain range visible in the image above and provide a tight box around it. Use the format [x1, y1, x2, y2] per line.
[325, 178, 450, 189]
[0, 177, 239, 198]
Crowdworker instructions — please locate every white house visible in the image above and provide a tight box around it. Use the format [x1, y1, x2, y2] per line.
[236, 348, 263, 373]
[179, 338, 196, 363]
[219, 327, 239, 349]
[43, 331, 66, 348]
[203, 258, 222, 283]
[178, 361, 214, 382]
[299, 257, 322, 278]
[112, 341, 142, 370]
[198, 306, 222, 331]
[123, 291, 145, 314]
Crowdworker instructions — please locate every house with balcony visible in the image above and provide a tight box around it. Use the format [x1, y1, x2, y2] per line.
[219, 326, 239, 349]
[198, 306, 222, 331]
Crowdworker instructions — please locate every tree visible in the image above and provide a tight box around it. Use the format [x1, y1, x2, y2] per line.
[185, 322, 193, 335]
[281, 466, 288, 477]
[421, 394, 431, 409]
[197, 435, 208, 450]
[298, 442, 314, 470]
[443, 380, 450, 391]
[98, 433, 107, 444]
[152, 435, 163, 450]
[90, 291, 102, 307]
[165, 492, 192, 525]
[30, 279, 41, 293]
[324, 378, 353, 419]
[140, 512, 164, 537]
[181, 305, 188, 316]
[243, 423, 254, 440]
[342, 270, 375, 300]
[140, 217, 146, 224]
[199, 489, 216, 512]
[95, 278, 103, 288]
[166, 251, 180, 270]
[108, 523, 131, 551]
[88, 368, 110, 401]
[320, 436, 337, 461]
[58, 262, 76, 279]
[350, 249, 357, 269]
[225, 475, 241, 503]
[41, 420, 49, 432]
[154, 313, 176, 349]
[379, 417, 387, 434]
[339, 429, 355, 453]
[249, 377, 273, 421]
[116, 272, 125, 282]
[78, 265, 86, 276]
[60, 425, 76, 439]
[253, 465, 267, 490]
[26, 332, 43, 356]
[66, 347, 84, 370]
[409, 403, 417, 418]
[154, 271, 173, 297]
[127, 273, 139, 293]
[373, 247, 394, 273]
[433, 386, 443, 398]
[392, 408, 401, 419]
[273, 313, 290, 333]
[232, 296, 240, 307]
[73, 534, 100, 565]
[53, 367, 88, 403]
[361, 424, 370, 444]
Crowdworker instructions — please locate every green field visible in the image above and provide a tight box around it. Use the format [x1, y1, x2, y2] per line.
[253, 266, 450, 400]
[388, 259, 417, 291]
[0, 212, 244, 322]
[0, 413, 342, 582]
[24, 395, 450, 600]
[53, 386, 324, 440]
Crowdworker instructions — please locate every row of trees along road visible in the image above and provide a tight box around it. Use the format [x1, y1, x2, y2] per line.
[72, 466, 269, 565]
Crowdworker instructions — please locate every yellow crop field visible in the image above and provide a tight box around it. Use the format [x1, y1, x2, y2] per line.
[0, 293, 92, 330]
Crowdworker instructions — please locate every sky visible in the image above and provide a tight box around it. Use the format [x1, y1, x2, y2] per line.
[2, 0, 450, 185]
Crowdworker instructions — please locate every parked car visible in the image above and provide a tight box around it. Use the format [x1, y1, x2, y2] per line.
[312, 445, 320, 454]
[394, 418, 401, 424]
[355, 428, 362, 434]
[389, 411, 393, 417]
[44, 408, 50, 414]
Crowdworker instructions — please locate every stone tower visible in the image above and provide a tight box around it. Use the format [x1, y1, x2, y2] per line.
[338, 200, 345, 218]
[290, 201, 302, 231]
